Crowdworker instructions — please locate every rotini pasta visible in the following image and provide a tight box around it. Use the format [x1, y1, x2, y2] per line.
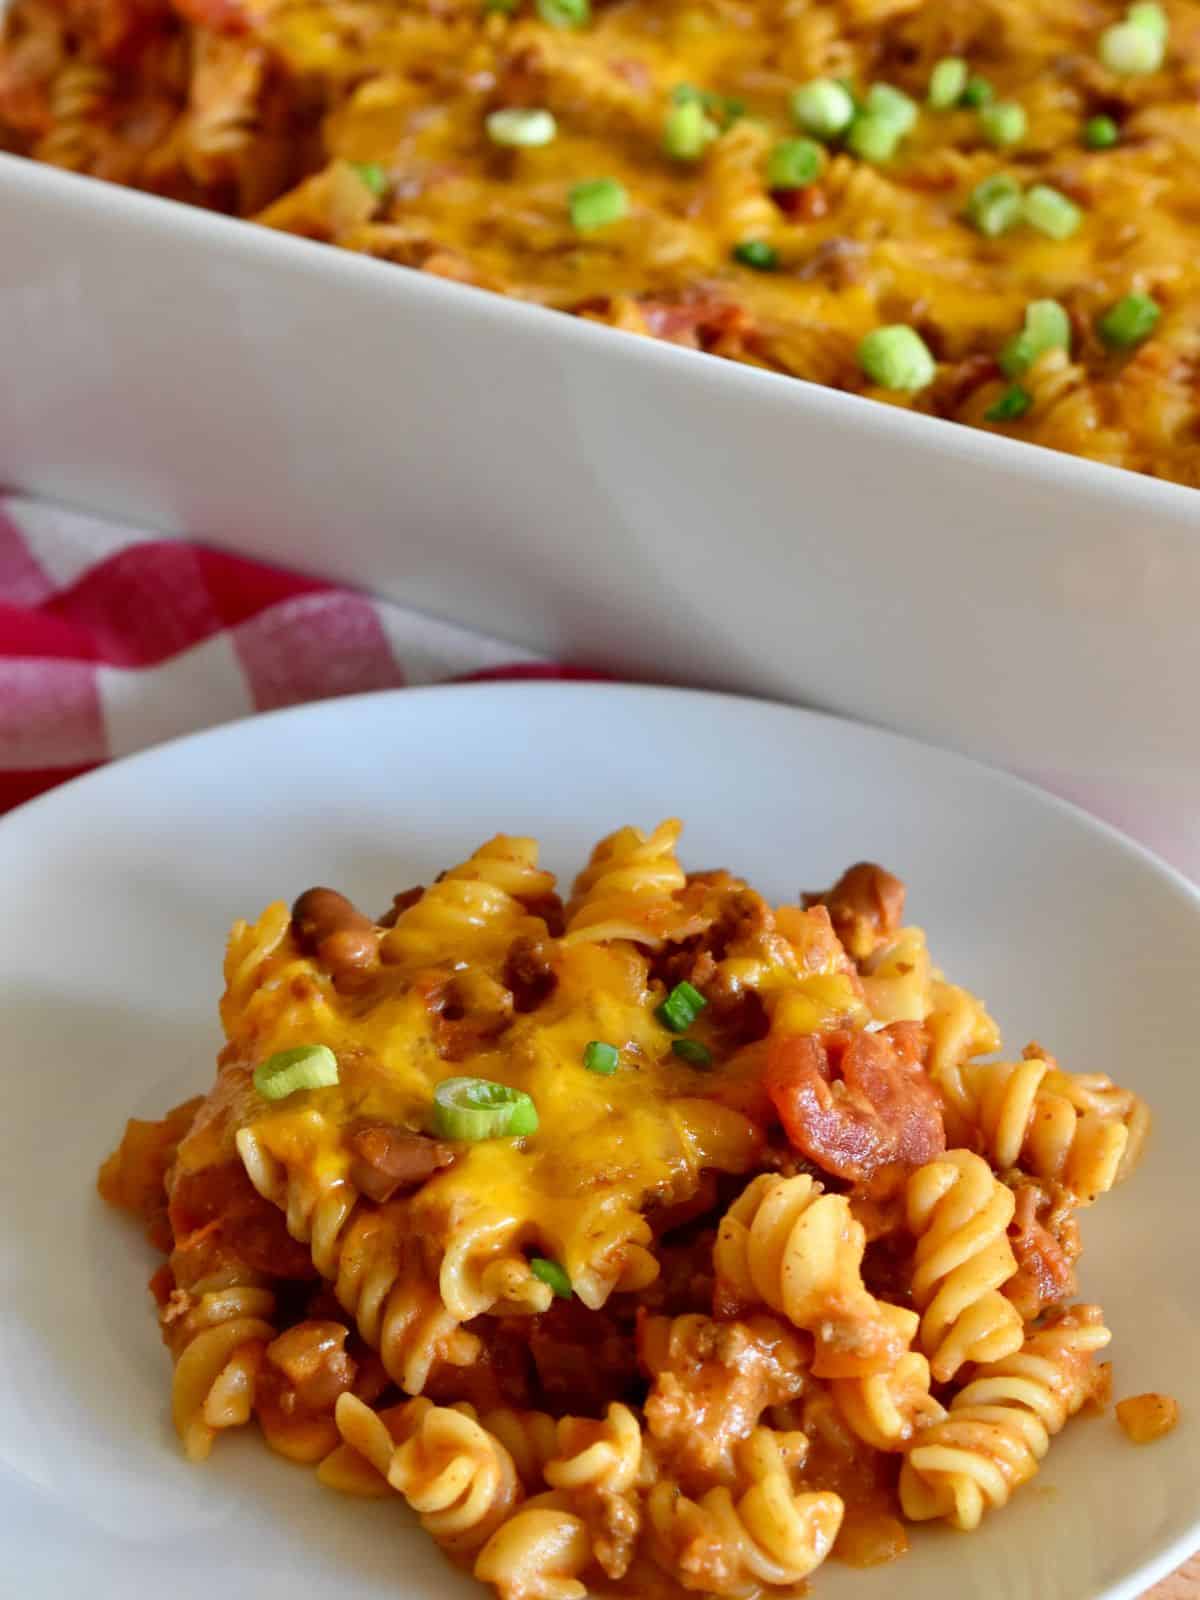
[647, 1428, 844, 1594]
[96, 821, 1156, 1600]
[906, 1148, 1024, 1381]
[714, 1171, 917, 1376]
[900, 1307, 1111, 1528]
[160, 1274, 276, 1462]
[959, 1052, 1148, 1201]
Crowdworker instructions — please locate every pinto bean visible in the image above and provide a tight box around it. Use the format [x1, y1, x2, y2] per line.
[803, 863, 906, 962]
[346, 1123, 456, 1203]
[291, 887, 380, 991]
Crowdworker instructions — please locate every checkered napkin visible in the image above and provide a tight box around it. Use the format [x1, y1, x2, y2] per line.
[2, 490, 1197, 889]
[0, 492, 588, 815]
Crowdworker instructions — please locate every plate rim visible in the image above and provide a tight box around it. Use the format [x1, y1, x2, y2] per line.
[4, 678, 1199, 922]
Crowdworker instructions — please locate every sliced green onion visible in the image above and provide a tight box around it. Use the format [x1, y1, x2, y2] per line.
[583, 1039, 619, 1075]
[1083, 113, 1119, 148]
[663, 98, 718, 161]
[1098, 19, 1163, 73]
[486, 107, 557, 147]
[928, 57, 968, 109]
[985, 383, 1032, 422]
[529, 1257, 572, 1298]
[672, 1038, 713, 1067]
[672, 83, 742, 127]
[568, 177, 628, 231]
[767, 137, 825, 189]
[431, 1076, 539, 1140]
[964, 173, 1023, 237]
[979, 100, 1027, 147]
[858, 324, 936, 391]
[732, 238, 778, 271]
[254, 1044, 339, 1101]
[960, 75, 994, 108]
[656, 980, 708, 1032]
[999, 299, 1071, 376]
[864, 82, 919, 135]
[351, 162, 388, 197]
[484, 0, 519, 12]
[1097, 292, 1160, 347]
[846, 113, 902, 163]
[790, 77, 856, 138]
[536, 0, 589, 25]
[1023, 183, 1083, 239]
[1128, 1, 1168, 42]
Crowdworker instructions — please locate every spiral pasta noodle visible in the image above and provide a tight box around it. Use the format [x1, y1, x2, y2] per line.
[647, 1428, 843, 1595]
[714, 1172, 917, 1376]
[832, 1351, 942, 1452]
[481, 1410, 560, 1492]
[900, 1306, 1111, 1528]
[388, 1402, 523, 1554]
[383, 835, 556, 969]
[906, 1149, 1024, 1381]
[474, 1495, 594, 1600]
[162, 1275, 276, 1462]
[562, 819, 689, 949]
[237, 1122, 480, 1394]
[960, 1054, 1148, 1201]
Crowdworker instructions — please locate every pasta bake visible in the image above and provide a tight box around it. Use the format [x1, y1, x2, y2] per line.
[4, 0, 1200, 484]
[99, 821, 1159, 1598]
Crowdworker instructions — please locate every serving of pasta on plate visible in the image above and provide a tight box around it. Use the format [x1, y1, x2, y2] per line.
[98, 818, 1164, 1599]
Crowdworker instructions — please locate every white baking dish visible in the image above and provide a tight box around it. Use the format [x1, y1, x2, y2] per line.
[2, 152, 1198, 781]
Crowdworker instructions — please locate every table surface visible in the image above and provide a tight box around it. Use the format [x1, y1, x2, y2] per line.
[1149, 1556, 1200, 1597]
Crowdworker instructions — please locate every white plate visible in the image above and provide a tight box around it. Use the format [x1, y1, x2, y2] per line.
[1, 682, 1197, 1600]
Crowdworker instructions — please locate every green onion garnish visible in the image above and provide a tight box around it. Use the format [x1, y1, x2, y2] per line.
[960, 75, 994, 108]
[1023, 183, 1082, 239]
[790, 77, 855, 139]
[858, 325, 937, 391]
[484, 0, 519, 12]
[732, 239, 778, 271]
[672, 1038, 713, 1067]
[254, 1044, 339, 1101]
[568, 177, 628, 231]
[964, 173, 1023, 235]
[529, 1257, 572, 1298]
[1083, 114, 1119, 148]
[656, 980, 707, 1032]
[672, 83, 742, 127]
[927, 57, 968, 109]
[663, 98, 719, 161]
[1128, 1, 1168, 41]
[1099, 16, 1164, 73]
[1097, 292, 1160, 348]
[351, 162, 388, 197]
[431, 1076, 539, 1140]
[846, 113, 902, 163]
[767, 137, 824, 189]
[1000, 299, 1071, 376]
[864, 82, 919, 135]
[583, 1040, 619, 1075]
[985, 383, 1033, 422]
[536, 0, 589, 25]
[486, 108, 557, 147]
[979, 100, 1027, 147]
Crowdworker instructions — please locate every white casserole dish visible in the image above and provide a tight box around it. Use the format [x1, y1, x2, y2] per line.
[2, 152, 1198, 781]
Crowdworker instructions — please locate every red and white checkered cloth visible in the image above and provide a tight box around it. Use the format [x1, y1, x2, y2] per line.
[2, 490, 1197, 885]
[0, 491, 595, 816]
